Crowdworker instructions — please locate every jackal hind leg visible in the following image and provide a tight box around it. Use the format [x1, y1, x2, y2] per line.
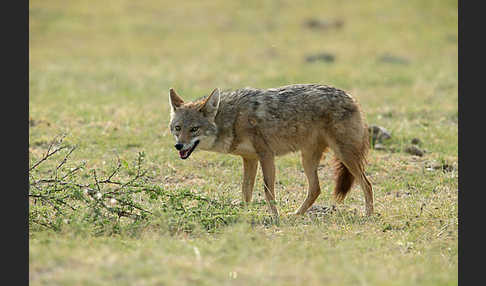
[294, 145, 327, 215]
[257, 151, 279, 219]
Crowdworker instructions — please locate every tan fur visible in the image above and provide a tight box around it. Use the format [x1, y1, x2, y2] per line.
[168, 84, 374, 217]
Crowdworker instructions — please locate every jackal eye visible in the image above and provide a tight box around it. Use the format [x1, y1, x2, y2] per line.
[174, 126, 181, 131]
[190, 126, 199, 133]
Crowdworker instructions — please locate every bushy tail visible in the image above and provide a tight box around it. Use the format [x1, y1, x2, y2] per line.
[333, 160, 355, 202]
[332, 123, 370, 202]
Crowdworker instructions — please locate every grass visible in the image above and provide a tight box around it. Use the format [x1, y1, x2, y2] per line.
[29, 0, 458, 285]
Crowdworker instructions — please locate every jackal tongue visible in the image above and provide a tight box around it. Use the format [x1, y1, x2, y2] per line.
[178, 140, 199, 160]
[179, 149, 189, 159]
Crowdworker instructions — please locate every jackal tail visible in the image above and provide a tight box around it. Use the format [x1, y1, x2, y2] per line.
[332, 125, 371, 203]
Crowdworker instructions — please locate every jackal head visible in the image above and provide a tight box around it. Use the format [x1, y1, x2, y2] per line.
[168, 88, 220, 159]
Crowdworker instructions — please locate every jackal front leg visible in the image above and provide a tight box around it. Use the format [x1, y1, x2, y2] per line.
[241, 157, 258, 204]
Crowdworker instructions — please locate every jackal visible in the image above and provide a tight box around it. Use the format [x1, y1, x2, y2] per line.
[168, 84, 373, 217]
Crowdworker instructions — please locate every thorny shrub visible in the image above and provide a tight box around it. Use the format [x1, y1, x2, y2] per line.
[29, 135, 241, 236]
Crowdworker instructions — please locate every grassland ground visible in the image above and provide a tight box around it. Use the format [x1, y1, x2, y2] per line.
[29, 0, 457, 285]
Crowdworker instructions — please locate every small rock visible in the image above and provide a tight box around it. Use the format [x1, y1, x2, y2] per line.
[411, 138, 421, 145]
[368, 125, 391, 145]
[441, 164, 455, 172]
[378, 54, 410, 65]
[433, 163, 455, 172]
[29, 117, 50, 127]
[305, 53, 335, 63]
[307, 205, 335, 217]
[404, 145, 424, 157]
[303, 18, 344, 30]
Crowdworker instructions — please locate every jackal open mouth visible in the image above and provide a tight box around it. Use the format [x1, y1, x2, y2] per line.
[179, 140, 200, 159]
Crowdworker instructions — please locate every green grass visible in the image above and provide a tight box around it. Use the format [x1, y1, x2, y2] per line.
[29, 0, 458, 285]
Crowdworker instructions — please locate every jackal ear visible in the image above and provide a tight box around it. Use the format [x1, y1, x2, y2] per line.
[199, 88, 220, 118]
[169, 88, 184, 111]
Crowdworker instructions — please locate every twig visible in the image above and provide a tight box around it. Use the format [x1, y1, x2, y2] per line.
[29, 134, 68, 171]
[60, 162, 86, 181]
[31, 179, 89, 189]
[55, 146, 77, 179]
[29, 145, 68, 171]
[103, 156, 122, 183]
[92, 170, 102, 192]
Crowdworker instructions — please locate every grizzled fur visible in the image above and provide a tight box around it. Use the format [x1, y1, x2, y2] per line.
[169, 84, 373, 217]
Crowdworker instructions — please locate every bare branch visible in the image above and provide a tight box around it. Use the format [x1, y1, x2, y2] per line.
[92, 170, 102, 192]
[56, 145, 77, 173]
[29, 134, 69, 171]
[60, 161, 86, 181]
